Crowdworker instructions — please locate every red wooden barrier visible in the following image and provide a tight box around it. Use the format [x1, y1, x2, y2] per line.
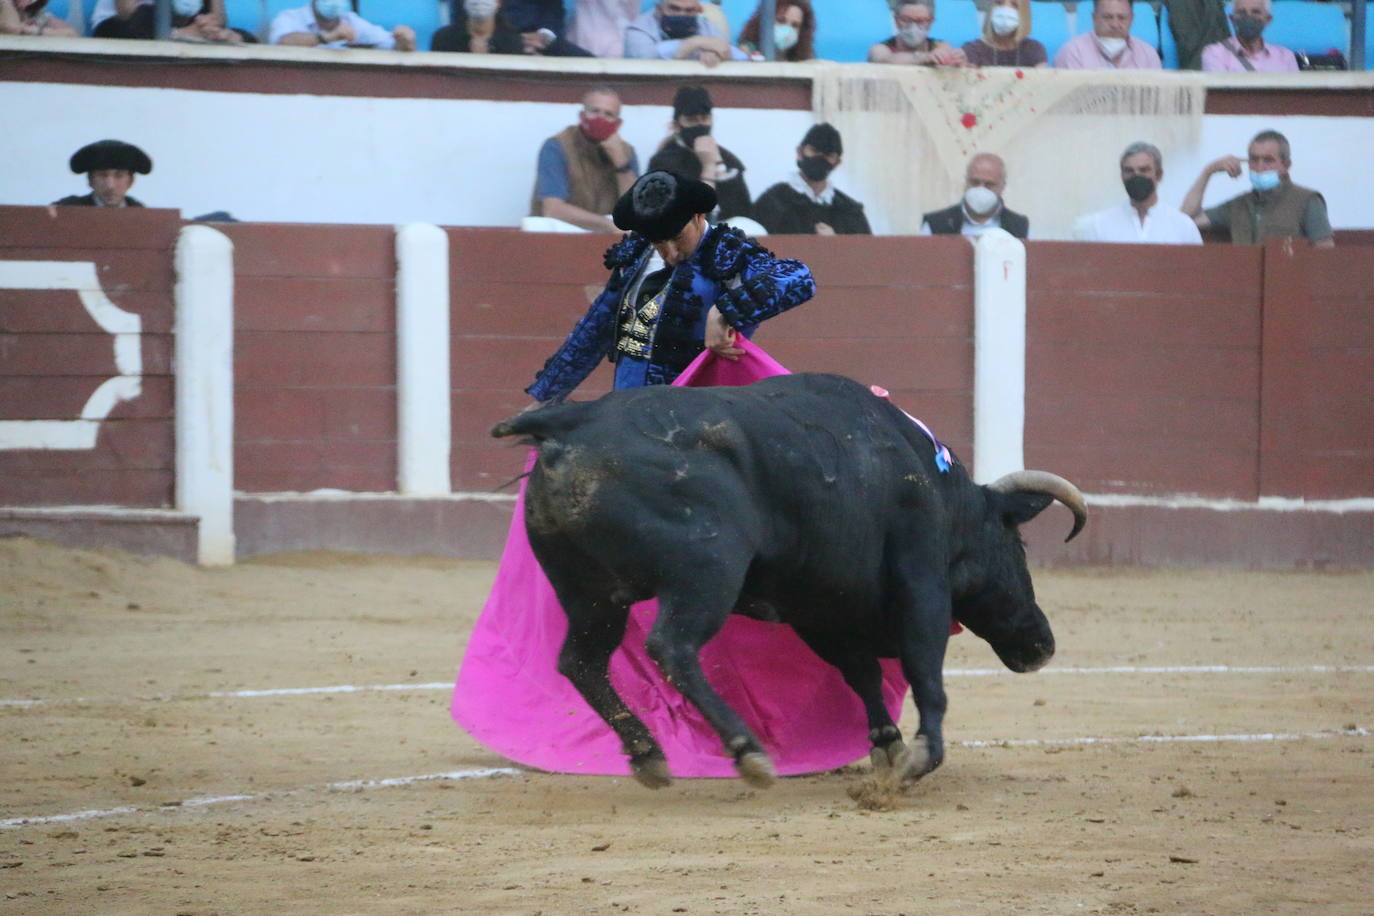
[0, 206, 179, 507]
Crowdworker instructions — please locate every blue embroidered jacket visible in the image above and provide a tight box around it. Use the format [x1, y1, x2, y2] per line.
[526, 225, 816, 402]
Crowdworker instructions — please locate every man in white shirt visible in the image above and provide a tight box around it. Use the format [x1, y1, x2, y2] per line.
[1075, 141, 1202, 245]
[624, 0, 747, 65]
[270, 0, 415, 50]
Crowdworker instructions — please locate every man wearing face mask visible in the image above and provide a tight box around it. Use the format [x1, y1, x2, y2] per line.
[1199, 0, 1296, 72]
[647, 86, 752, 223]
[271, 0, 416, 50]
[1053, 0, 1160, 69]
[752, 124, 870, 236]
[920, 153, 1028, 240]
[525, 170, 814, 402]
[1182, 130, 1333, 248]
[1073, 142, 1202, 244]
[625, 0, 748, 65]
[869, 0, 966, 67]
[53, 140, 152, 208]
[531, 87, 639, 232]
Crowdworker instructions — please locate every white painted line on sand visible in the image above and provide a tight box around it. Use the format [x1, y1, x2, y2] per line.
[4, 666, 1371, 709]
[4, 729, 1370, 831]
[958, 726, 1370, 749]
[0, 767, 522, 830]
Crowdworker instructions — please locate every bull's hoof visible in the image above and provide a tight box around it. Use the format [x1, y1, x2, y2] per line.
[735, 751, 776, 789]
[896, 739, 942, 788]
[630, 755, 672, 790]
[869, 738, 908, 772]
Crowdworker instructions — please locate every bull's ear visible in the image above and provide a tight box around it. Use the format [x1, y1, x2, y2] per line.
[996, 490, 1055, 527]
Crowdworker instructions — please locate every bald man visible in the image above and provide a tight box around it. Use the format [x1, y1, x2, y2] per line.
[920, 153, 1029, 239]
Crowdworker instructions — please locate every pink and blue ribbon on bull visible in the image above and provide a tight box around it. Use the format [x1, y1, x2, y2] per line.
[869, 385, 953, 474]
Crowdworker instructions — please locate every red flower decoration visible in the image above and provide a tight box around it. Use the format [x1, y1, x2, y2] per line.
[960, 112, 978, 129]
[1015, 69, 1025, 78]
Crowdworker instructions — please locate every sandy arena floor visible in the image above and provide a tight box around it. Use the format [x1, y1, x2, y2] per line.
[1, 536, 1371, 915]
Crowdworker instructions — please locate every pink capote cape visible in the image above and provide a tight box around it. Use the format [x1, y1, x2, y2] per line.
[451, 338, 910, 777]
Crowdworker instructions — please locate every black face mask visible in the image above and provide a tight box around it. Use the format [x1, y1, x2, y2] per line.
[1123, 174, 1155, 202]
[797, 155, 835, 182]
[1232, 15, 1264, 41]
[678, 124, 711, 148]
[660, 14, 698, 39]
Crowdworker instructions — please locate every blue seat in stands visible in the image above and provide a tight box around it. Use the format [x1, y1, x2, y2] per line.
[1159, 2, 1180, 68]
[811, 0, 896, 62]
[1262, 0, 1349, 56]
[940, 0, 987, 50]
[222, 0, 265, 38]
[1029, 0, 1074, 61]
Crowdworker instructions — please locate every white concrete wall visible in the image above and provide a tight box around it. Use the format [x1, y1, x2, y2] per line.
[3, 81, 1370, 233]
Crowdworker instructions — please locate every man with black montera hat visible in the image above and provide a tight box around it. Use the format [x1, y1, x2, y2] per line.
[753, 123, 871, 236]
[526, 170, 814, 402]
[53, 140, 152, 208]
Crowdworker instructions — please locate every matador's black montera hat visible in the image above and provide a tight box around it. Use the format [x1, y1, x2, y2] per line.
[69, 140, 153, 175]
[612, 170, 717, 242]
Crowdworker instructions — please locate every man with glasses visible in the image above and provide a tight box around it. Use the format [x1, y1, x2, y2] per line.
[1200, 0, 1297, 72]
[531, 86, 640, 233]
[625, 0, 747, 65]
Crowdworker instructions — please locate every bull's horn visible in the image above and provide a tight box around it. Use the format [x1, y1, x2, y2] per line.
[988, 470, 1088, 543]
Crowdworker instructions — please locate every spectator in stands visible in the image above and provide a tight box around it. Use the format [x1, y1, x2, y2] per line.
[962, 0, 1047, 68]
[433, 0, 592, 55]
[1052, 0, 1161, 69]
[921, 152, 1028, 238]
[1199, 0, 1297, 72]
[625, 0, 747, 65]
[1182, 129, 1334, 247]
[91, 0, 253, 41]
[753, 124, 870, 235]
[1073, 142, 1202, 244]
[52, 140, 152, 208]
[647, 85, 752, 222]
[1163, 0, 1230, 70]
[531, 86, 639, 232]
[0, 0, 77, 36]
[270, 0, 415, 50]
[737, 0, 816, 62]
[568, 0, 638, 57]
[869, 0, 966, 67]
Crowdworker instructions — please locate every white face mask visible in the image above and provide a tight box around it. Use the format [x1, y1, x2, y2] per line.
[964, 185, 1000, 217]
[774, 22, 799, 51]
[1095, 34, 1127, 58]
[172, 0, 202, 17]
[463, 0, 497, 17]
[898, 23, 929, 47]
[990, 6, 1019, 36]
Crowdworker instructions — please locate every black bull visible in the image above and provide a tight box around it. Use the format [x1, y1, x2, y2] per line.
[493, 373, 1087, 789]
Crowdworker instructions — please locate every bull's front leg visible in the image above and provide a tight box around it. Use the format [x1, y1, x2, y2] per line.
[791, 627, 907, 772]
[891, 572, 953, 785]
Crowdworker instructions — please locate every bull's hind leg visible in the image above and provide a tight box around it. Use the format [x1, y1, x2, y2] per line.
[791, 628, 906, 773]
[555, 594, 671, 789]
[645, 585, 775, 788]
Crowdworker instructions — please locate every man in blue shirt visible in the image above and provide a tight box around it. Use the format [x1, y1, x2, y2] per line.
[531, 86, 639, 232]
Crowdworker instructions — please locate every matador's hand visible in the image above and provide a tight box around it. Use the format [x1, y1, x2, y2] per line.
[705, 306, 743, 361]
